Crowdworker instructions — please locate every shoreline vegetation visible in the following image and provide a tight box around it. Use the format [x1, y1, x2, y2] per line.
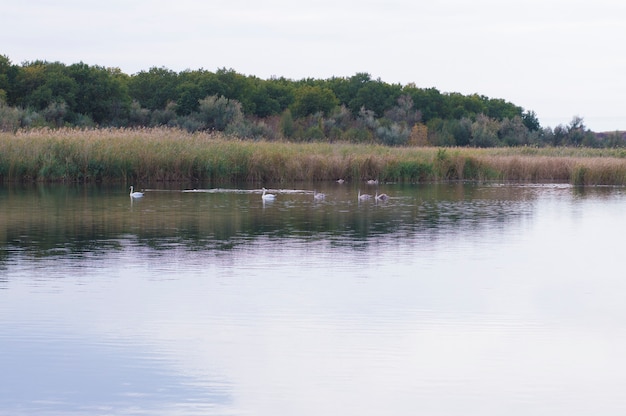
[2, 128, 626, 186]
[3, 55, 626, 150]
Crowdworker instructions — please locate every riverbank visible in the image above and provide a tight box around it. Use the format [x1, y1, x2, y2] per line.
[1, 127, 626, 185]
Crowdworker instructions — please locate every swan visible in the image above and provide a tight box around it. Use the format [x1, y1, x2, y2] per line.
[366, 179, 378, 185]
[313, 190, 326, 200]
[262, 187, 275, 200]
[375, 192, 389, 201]
[336, 179, 345, 184]
[358, 190, 372, 200]
[129, 186, 144, 198]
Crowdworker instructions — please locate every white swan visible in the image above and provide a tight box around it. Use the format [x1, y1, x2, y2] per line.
[129, 186, 144, 198]
[375, 192, 389, 201]
[262, 187, 275, 200]
[358, 190, 372, 200]
[336, 179, 345, 184]
[313, 190, 326, 200]
[366, 179, 378, 185]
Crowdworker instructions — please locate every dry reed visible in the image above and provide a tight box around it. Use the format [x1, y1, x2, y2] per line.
[1, 128, 626, 185]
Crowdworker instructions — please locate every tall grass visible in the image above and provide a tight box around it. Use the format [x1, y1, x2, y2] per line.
[1, 128, 626, 185]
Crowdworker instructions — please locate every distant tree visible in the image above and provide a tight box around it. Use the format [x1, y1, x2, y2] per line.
[521, 110, 541, 131]
[327, 72, 371, 109]
[176, 82, 204, 116]
[0, 54, 15, 103]
[43, 101, 68, 127]
[552, 125, 568, 146]
[357, 107, 378, 130]
[279, 108, 295, 138]
[449, 117, 473, 146]
[128, 67, 179, 110]
[328, 105, 353, 131]
[1, 54, 557, 145]
[499, 116, 531, 146]
[150, 101, 178, 126]
[376, 122, 410, 146]
[12, 61, 77, 110]
[67, 63, 129, 124]
[484, 97, 522, 120]
[128, 100, 151, 126]
[566, 116, 587, 146]
[408, 123, 428, 146]
[384, 94, 421, 126]
[599, 131, 626, 148]
[291, 85, 338, 117]
[406, 86, 447, 122]
[426, 118, 456, 146]
[195, 95, 243, 131]
[349, 79, 401, 117]
[0, 101, 21, 131]
[249, 79, 295, 118]
[470, 114, 500, 147]
[214, 68, 256, 113]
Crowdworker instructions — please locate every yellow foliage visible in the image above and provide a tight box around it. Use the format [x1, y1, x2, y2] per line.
[408, 123, 428, 146]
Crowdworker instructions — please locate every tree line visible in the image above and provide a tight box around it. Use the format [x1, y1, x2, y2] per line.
[0, 54, 621, 147]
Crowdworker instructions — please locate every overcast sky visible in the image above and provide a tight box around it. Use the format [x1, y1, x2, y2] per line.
[2, 0, 625, 131]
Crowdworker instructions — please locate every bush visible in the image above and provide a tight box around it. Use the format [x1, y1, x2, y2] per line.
[0, 102, 21, 132]
[195, 95, 243, 131]
[376, 122, 410, 146]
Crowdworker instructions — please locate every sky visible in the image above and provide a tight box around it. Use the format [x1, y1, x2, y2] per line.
[2, 0, 625, 131]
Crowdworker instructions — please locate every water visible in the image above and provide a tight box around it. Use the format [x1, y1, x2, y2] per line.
[2, 182, 626, 415]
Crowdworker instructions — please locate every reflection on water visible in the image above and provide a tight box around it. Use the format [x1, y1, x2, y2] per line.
[0, 183, 536, 256]
[2, 182, 626, 415]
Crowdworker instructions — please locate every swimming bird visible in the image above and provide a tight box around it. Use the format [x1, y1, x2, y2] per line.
[313, 190, 326, 200]
[358, 190, 372, 200]
[129, 186, 144, 198]
[336, 179, 345, 184]
[375, 192, 389, 201]
[366, 179, 378, 185]
[262, 187, 276, 201]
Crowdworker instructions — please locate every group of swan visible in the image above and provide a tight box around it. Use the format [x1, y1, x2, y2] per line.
[131, 185, 387, 202]
[358, 190, 388, 201]
[265, 187, 384, 202]
[337, 179, 378, 185]
[264, 188, 327, 201]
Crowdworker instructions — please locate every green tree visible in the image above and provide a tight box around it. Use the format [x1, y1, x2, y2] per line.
[327, 72, 371, 110]
[566, 116, 596, 146]
[0, 54, 14, 103]
[279, 108, 295, 138]
[405, 86, 447, 122]
[12, 61, 74, 109]
[291, 85, 338, 117]
[68, 63, 130, 124]
[522, 110, 541, 131]
[128, 67, 179, 110]
[214, 68, 256, 113]
[349, 79, 401, 117]
[484, 97, 523, 120]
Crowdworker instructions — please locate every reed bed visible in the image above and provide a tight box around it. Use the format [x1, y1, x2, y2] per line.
[1, 127, 626, 185]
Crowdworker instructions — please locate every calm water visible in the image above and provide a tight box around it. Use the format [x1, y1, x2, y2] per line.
[2, 182, 626, 415]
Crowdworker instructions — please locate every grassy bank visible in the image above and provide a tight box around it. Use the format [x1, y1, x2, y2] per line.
[1, 128, 626, 185]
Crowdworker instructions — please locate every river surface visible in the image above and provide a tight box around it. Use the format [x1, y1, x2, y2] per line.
[1, 182, 626, 415]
